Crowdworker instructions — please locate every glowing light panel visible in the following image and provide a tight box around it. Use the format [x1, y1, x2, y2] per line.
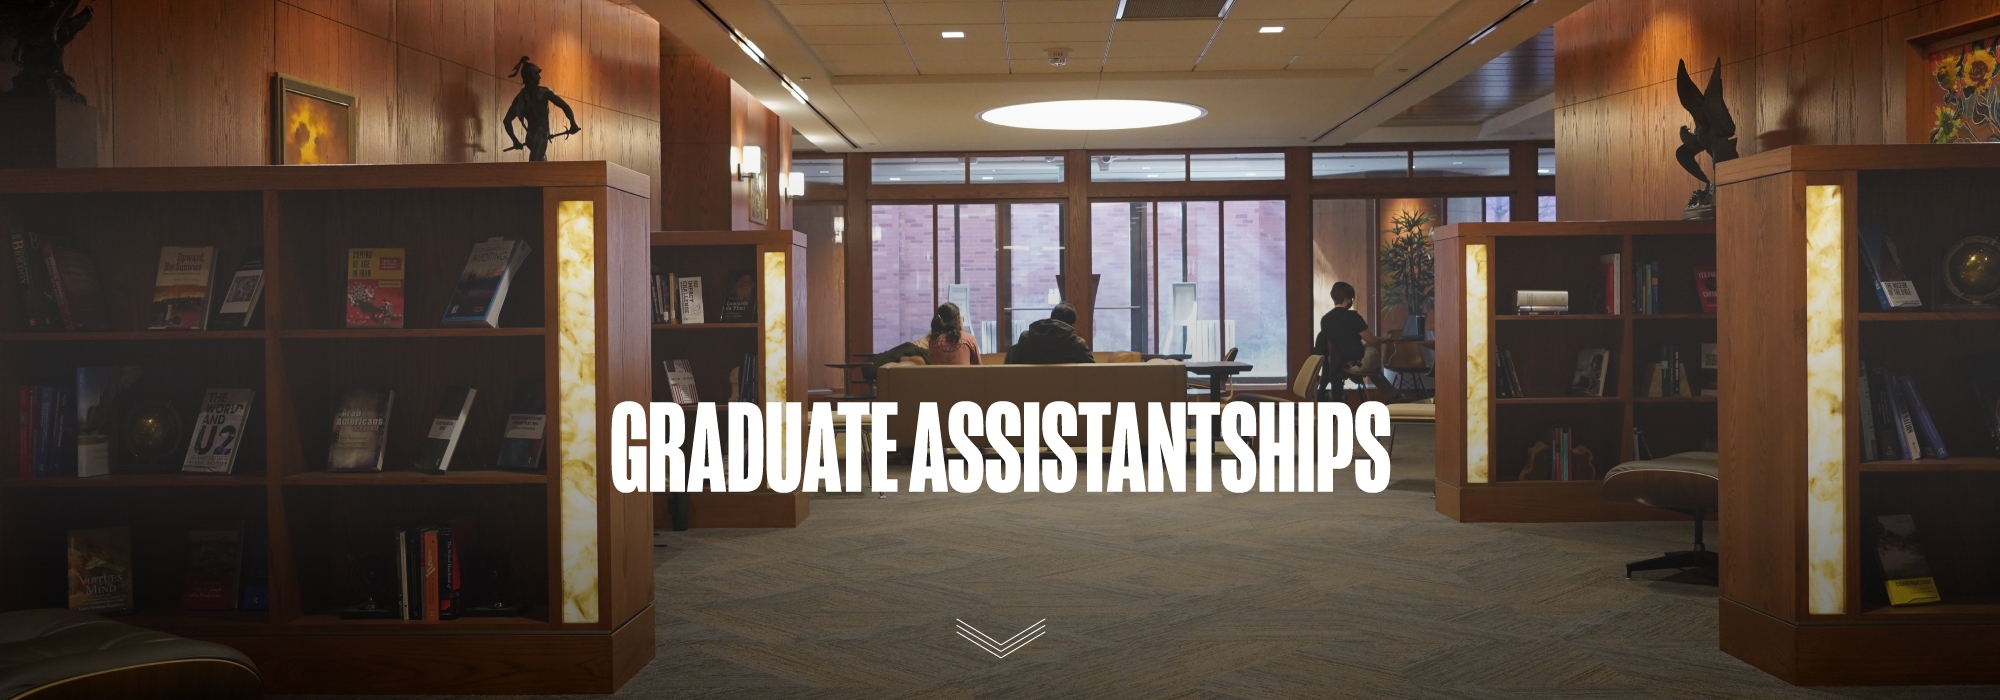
[1805, 185, 1846, 615]
[978, 100, 1206, 131]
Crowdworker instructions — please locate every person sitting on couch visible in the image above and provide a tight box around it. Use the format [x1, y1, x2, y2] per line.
[1006, 302, 1094, 364]
[916, 302, 980, 365]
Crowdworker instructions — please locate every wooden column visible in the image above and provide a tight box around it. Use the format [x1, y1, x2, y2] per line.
[844, 153, 873, 360]
[660, 29, 732, 231]
[1509, 142, 1539, 221]
[1063, 149, 1093, 341]
[1285, 148, 1313, 387]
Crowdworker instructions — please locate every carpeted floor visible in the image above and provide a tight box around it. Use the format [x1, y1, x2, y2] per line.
[297, 426, 2000, 699]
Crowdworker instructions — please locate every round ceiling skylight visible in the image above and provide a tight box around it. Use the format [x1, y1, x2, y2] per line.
[978, 100, 1206, 131]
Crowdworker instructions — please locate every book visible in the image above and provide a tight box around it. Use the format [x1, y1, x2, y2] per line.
[75, 366, 139, 478]
[396, 529, 412, 620]
[665, 359, 698, 404]
[16, 386, 32, 478]
[180, 523, 244, 610]
[651, 269, 674, 323]
[718, 270, 755, 323]
[736, 353, 756, 402]
[1633, 428, 1654, 461]
[1884, 373, 1920, 460]
[1871, 514, 1941, 606]
[149, 246, 217, 330]
[1598, 254, 1621, 315]
[443, 238, 531, 328]
[214, 247, 265, 330]
[9, 232, 61, 330]
[1698, 343, 1719, 397]
[1897, 375, 1948, 459]
[345, 248, 407, 328]
[39, 233, 110, 331]
[1857, 362, 1879, 462]
[67, 526, 133, 614]
[497, 382, 546, 470]
[1858, 226, 1922, 309]
[184, 388, 255, 474]
[676, 275, 705, 324]
[240, 527, 270, 611]
[421, 528, 442, 621]
[1569, 348, 1610, 397]
[1867, 365, 1904, 460]
[418, 387, 477, 472]
[1693, 266, 1718, 314]
[328, 388, 395, 472]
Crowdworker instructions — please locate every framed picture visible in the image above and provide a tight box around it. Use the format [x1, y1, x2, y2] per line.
[747, 167, 769, 225]
[271, 74, 356, 165]
[1907, 16, 2000, 143]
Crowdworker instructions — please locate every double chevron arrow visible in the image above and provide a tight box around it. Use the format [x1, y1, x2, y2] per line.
[955, 618, 1046, 658]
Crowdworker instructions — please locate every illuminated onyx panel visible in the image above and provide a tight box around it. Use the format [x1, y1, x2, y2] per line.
[1804, 185, 1846, 615]
[556, 200, 599, 624]
[763, 251, 788, 404]
[1464, 243, 1490, 484]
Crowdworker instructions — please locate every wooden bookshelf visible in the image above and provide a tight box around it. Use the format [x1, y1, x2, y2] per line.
[650, 229, 810, 528]
[0, 163, 654, 694]
[1715, 145, 2000, 685]
[1433, 220, 1717, 522]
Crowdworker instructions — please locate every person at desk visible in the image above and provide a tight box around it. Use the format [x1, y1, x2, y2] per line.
[915, 302, 980, 365]
[1315, 282, 1404, 402]
[1006, 302, 1094, 364]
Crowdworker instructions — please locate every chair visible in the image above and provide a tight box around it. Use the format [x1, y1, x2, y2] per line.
[1236, 354, 1322, 405]
[0, 609, 260, 699]
[1602, 452, 1719, 580]
[1187, 347, 1239, 401]
[1383, 340, 1431, 400]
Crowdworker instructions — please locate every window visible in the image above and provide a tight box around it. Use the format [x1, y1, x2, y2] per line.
[1006, 203, 1065, 347]
[1190, 153, 1284, 181]
[1312, 151, 1408, 178]
[872, 157, 965, 184]
[1412, 149, 1509, 177]
[971, 155, 1064, 183]
[1091, 200, 1287, 380]
[1536, 147, 1555, 176]
[1091, 154, 1186, 182]
[795, 157, 844, 185]
[1538, 195, 1556, 222]
[871, 202, 1063, 352]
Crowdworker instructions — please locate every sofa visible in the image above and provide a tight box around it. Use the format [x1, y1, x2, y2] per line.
[875, 361, 1188, 451]
[0, 609, 260, 699]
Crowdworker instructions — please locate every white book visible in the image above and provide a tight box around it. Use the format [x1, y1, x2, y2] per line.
[184, 389, 255, 474]
[677, 276, 705, 324]
[664, 360, 698, 404]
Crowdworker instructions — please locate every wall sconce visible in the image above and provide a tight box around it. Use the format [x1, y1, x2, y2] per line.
[738, 145, 763, 181]
[786, 171, 805, 199]
[833, 216, 844, 243]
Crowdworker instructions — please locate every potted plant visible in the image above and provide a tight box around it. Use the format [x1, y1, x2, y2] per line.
[1379, 210, 1435, 334]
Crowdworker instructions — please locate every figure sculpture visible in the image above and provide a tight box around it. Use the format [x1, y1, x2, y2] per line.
[1, 0, 95, 102]
[1674, 58, 1739, 220]
[502, 56, 580, 162]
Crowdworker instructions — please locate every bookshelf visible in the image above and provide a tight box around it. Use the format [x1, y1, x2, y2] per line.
[650, 230, 809, 528]
[1433, 220, 1717, 522]
[0, 163, 654, 694]
[1714, 145, 2000, 685]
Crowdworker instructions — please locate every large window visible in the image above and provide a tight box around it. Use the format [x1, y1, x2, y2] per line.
[871, 202, 1063, 352]
[1091, 200, 1286, 379]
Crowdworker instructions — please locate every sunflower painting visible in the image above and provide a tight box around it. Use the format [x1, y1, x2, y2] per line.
[1926, 36, 2000, 143]
[271, 75, 356, 165]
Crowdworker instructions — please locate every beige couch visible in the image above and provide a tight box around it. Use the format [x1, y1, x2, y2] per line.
[875, 361, 1187, 450]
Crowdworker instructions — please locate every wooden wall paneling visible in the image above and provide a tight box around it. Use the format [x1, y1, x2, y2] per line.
[55, 0, 113, 165]
[660, 32, 734, 231]
[495, 0, 586, 101]
[392, 0, 494, 73]
[275, 2, 398, 164]
[110, 0, 275, 166]
[796, 204, 846, 391]
[582, 1, 661, 122]
[845, 154, 873, 364]
[281, 0, 394, 38]
[394, 46, 501, 163]
[1433, 234, 1466, 491]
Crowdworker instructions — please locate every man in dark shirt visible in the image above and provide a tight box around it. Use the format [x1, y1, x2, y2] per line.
[1006, 302, 1095, 364]
[1313, 282, 1402, 401]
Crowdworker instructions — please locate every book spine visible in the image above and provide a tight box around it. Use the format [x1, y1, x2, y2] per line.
[1899, 376, 1948, 460]
[438, 529, 458, 620]
[1857, 362, 1878, 462]
[17, 386, 32, 478]
[40, 242, 74, 330]
[1885, 375, 1918, 460]
[1868, 367, 1901, 459]
[10, 233, 53, 330]
[422, 529, 441, 622]
[395, 529, 409, 620]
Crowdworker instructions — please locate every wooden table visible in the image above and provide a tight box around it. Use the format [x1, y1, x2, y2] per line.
[1183, 361, 1253, 404]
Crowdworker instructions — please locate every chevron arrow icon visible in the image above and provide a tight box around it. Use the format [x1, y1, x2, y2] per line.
[955, 619, 1046, 658]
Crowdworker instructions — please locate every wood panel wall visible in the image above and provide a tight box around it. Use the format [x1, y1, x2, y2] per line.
[1554, 0, 2000, 221]
[6, 0, 661, 225]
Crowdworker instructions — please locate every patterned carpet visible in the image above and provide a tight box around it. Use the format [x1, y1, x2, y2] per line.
[297, 425, 1999, 699]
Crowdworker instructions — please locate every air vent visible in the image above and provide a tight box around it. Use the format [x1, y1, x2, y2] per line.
[1114, 0, 1234, 20]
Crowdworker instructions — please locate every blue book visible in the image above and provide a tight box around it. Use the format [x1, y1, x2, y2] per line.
[1858, 226, 1922, 309]
[1898, 375, 1948, 459]
[441, 238, 531, 328]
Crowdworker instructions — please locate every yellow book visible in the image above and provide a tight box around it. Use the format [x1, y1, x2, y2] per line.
[1874, 514, 1941, 606]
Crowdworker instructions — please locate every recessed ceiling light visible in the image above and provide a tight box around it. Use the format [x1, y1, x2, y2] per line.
[1259, 26, 1283, 33]
[942, 30, 965, 38]
[979, 99, 1205, 131]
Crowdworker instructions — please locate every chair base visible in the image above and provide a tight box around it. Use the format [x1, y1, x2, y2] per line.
[1625, 549, 1718, 580]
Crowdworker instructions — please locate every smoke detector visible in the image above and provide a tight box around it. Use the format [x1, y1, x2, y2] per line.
[1045, 47, 1072, 67]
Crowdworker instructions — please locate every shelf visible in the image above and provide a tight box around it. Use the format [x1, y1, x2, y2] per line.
[1633, 396, 1718, 403]
[289, 610, 553, 631]
[1497, 314, 1621, 321]
[1495, 397, 1623, 405]
[0, 473, 267, 489]
[1484, 479, 1606, 487]
[652, 323, 757, 330]
[1857, 457, 2000, 473]
[117, 609, 273, 635]
[274, 328, 545, 339]
[1858, 311, 2000, 322]
[1862, 595, 2000, 618]
[0, 330, 266, 342]
[285, 470, 547, 486]
[1632, 313, 1716, 320]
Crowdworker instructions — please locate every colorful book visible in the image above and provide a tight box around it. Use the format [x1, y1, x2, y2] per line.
[1872, 514, 1940, 606]
[1693, 266, 1718, 314]
[214, 248, 265, 330]
[496, 382, 546, 470]
[1858, 226, 1922, 309]
[418, 387, 476, 472]
[1598, 254, 1620, 314]
[184, 388, 255, 474]
[664, 360, 698, 404]
[442, 238, 531, 328]
[1897, 375, 1947, 459]
[39, 233, 110, 331]
[676, 275, 705, 324]
[149, 246, 216, 330]
[328, 388, 394, 472]
[180, 523, 244, 610]
[421, 528, 442, 622]
[75, 366, 139, 478]
[9, 232, 61, 330]
[67, 526, 133, 614]
[345, 248, 406, 328]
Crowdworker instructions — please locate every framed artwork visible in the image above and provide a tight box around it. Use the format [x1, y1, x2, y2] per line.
[747, 167, 769, 225]
[271, 74, 356, 165]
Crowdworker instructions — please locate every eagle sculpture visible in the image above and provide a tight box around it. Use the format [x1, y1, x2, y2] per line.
[1675, 58, 1738, 219]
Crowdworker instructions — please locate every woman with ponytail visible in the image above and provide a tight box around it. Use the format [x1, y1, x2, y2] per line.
[918, 302, 980, 365]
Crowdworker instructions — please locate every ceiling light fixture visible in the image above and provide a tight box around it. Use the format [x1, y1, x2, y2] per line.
[980, 100, 1205, 131]
[1259, 26, 1283, 33]
[941, 30, 965, 38]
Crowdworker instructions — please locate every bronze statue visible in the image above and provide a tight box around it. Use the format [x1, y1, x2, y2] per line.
[1674, 58, 1739, 220]
[1, 0, 95, 102]
[502, 56, 580, 162]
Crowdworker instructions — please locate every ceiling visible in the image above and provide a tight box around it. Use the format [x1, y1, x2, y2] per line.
[1384, 26, 1552, 127]
[631, 0, 1578, 152]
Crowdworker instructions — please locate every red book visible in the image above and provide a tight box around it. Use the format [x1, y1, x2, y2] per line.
[1694, 266, 1718, 314]
[39, 235, 110, 331]
[180, 523, 244, 610]
[421, 529, 441, 622]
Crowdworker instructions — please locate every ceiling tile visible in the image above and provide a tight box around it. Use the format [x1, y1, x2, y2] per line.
[1337, 0, 1455, 17]
[795, 25, 907, 44]
[1223, 0, 1349, 20]
[1009, 57, 1104, 72]
[906, 42, 1010, 59]
[1107, 38, 1213, 57]
[1287, 53, 1379, 69]
[1298, 33, 1404, 55]
[1000, 0, 1120, 23]
[916, 58, 1012, 74]
[1315, 17, 1419, 37]
[1005, 21, 1114, 42]
[812, 44, 917, 62]
[779, 4, 895, 25]
[888, 2, 1005, 24]
[1194, 54, 1293, 71]
[1010, 42, 1107, 59]
[1108, 19, 1220, 42]
[1101, 55, 1198, 72]
[824, 59, 922, 75]
[900, 23, 1007, 43]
